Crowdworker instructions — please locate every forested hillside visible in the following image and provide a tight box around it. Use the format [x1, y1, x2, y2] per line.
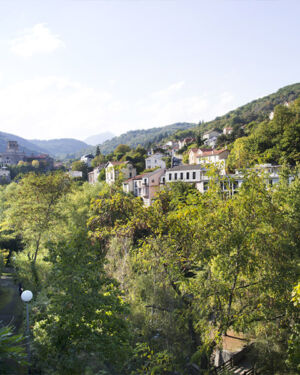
[99, 122, 196, 154]
[200, 82, 300, 134]
[227, 98, 300, 170]
[167, 83, 300, 142]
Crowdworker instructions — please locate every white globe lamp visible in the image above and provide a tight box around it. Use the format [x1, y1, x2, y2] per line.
[21, 290, 33, 303]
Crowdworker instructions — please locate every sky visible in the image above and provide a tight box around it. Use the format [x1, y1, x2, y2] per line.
[0, 0, 299, 141]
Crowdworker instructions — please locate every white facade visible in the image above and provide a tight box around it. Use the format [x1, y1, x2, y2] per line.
[80, 154, 94, 167]
[68, 171, 83, 178]
[145, 154, 166, 170]
[203, 130, 221, 140]
[105, 161, 136, 185]
[196, 149, 229, 172]
[0, 168, 11, 183]
[223, 127, 233, 135]
[204, 136, 219, 148]
[88, 164, 105, 184]
[164, 165, 206, 184]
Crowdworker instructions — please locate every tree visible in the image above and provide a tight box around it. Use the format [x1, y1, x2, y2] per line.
[114, 144, 131, 160]
[32, 185, 131, 374]
[88, 172, 300, 372]
[0, 324, 26, 371]
[31, 160, 40, 168]
[5, 173, 71, 286]
[72, 160, 88, 180]
[96, 145, 101, 156]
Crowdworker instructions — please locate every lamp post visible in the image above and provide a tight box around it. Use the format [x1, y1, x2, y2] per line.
[21, 290, 33, 375]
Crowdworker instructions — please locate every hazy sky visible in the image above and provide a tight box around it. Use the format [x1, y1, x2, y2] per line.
[0, 0, 299, 141]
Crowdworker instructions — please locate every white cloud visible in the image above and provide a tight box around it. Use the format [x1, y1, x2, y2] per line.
[134, 82, 208, 128]
[220, 91, 234, 106]
[0, 76, 237, 141]
[10, 24, 65, 58]
[151, 81, 185, 98]
[0, 76, 123, 139]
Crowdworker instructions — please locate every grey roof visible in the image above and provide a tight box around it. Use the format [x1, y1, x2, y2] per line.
[143, 168, 165, 177]
[166, 164, 206, 172]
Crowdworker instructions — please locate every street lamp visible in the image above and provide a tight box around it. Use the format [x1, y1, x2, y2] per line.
[21, 290, 33, 374]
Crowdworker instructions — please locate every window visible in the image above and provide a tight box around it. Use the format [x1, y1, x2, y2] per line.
[174, 173, 177, 180]
[168, 174, 172, 181]
[192, 172, 196, 179]
[129, 172, 132, 178]
[204, 181, 209, 191]
[180, 173, 183, 180]
[186, 172, 190, 179]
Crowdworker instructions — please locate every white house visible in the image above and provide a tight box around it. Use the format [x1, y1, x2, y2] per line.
[163, 164, 206, 185]
[123, 168, 165, 206]
[203, 130, 222, 140]
[80, 154, 94, 167]
[145, 153, 166, 170]
[223, 127, 233, 135]
[178, 137, 195, 150]
[188, 148, 213, 165]
[196, 149, 229, 172]
[105, 161, 136, 185]
[68, 171, 83, 179]
[88, 164, 105, 184]
[0, 167, 11, 183]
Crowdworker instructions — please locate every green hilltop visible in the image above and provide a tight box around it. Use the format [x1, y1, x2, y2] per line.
[98, 122, 196, 155]
[192, 82, 300, 136]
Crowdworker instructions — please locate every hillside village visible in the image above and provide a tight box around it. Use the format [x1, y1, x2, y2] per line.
[1, 96, 297, 208]
[0, 87, 299, 375]
[82, 125, 286, 207]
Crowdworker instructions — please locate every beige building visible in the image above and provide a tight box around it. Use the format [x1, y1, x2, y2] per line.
[0, 141, 25, 167]
[123, 168, 165, 206]
[196, 149, 229, 166]
[188, 148, 213, 165]
[145, 153, 166, 170]
[105, 161, 136, 185]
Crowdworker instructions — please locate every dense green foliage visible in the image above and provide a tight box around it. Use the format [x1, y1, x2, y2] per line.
[0, 324, 26, 372]
[1, 81, 300, 373]
[227, 98, 300, 170]
[201, 82, 300, 133]
[0, 171, 298, 373]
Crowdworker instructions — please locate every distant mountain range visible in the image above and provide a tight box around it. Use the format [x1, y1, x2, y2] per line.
[0, 83, 299, 161]
[0, 131, 49, 155]
[84, 132, 115, 146]
[29, 138, 90, 159]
